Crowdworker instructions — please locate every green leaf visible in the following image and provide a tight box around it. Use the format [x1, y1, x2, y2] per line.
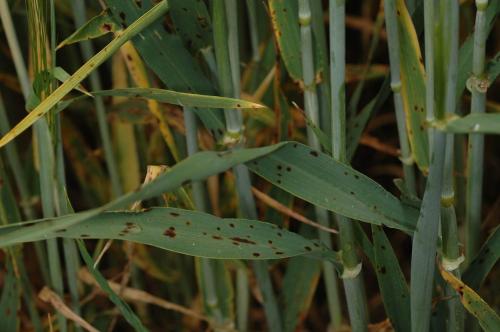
[247, 142, 419, 232]
[463, 226, 500, 290]
[0, 258, 20, 332]
[195, 259, 234, 328]
[372, 225, 410, 332]
[93, 88, 265, 109]
[77, 240, 147, 332]
[433, 113, 500, 134]
[169, 0, 212, 52]
[440, 267, 500, 332]
[105, 0, 225, 132]
[268, 0, 302, 80]
[57, 9, 119, 50]
[347, 76, 391, 160]
[396, 0, 429, 173]
[486, 51, 500, 85]
[0, 143, 285, 247]
[0, 1, 170, 149]
[282, 255, 321, 332]
[1, 208, 338, 264]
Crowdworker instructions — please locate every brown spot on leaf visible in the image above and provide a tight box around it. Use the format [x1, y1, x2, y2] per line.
[230, 237, 256, 245]
[164, 227, 176, 238]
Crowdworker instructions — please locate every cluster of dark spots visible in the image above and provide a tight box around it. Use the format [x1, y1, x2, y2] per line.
[286, 166, 291, 172]
[379, 266, 387, 274]
[253, 253, 261, 257]
[126, 54, 133, 61]
[275, 251, 284, 255]
[216, 227, 221, 231]
[119, 12, 126, 21]
[170, 212, 180, 217]
[182, 7, 188, 12]
[313, 242, 320, 247]
[202, 232, 208, 235]
[277, 180, 282, 184]
[185, 221, 191, 226]
[212, 235, 223, 240]
[249, 225, 254, 229]
[396, 10, 401, 16]
[277, 232, 282, 237]
[304, 246, 312, 251]
[380, 245, 386, 250]
[354, 174, 360, 179]
[164, 227, 176, 238]
[134, 0, 142, 8]
[343, 171, 348, 176]
[277, 165, 282, 170]
[310, 150, 319, 157]
[293, 143, 298, 148]
[80, 234, 90, 238]
[232, 241, 239, 246]
[236, 103, 241, 107]
[229, 223, 235, 228]
[268, 240, 273, 244]
[350, 191, 355, 195]
[230, 237, 256, 245]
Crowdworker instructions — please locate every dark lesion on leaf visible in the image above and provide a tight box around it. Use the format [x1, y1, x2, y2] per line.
[164, 227, 176, 238]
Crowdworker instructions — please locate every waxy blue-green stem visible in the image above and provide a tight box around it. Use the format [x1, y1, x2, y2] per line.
[184, 106, 225, 327]
[71, 0, 122, 198]
[440, 1, 464, 331]
[299, 0, 342, 328]
[329, 1, 368, 331]
[424, 0, 435, 153]
[384, 0, 416, 195]
[465, 0, 489, 264]
[214, 1, 282, 330]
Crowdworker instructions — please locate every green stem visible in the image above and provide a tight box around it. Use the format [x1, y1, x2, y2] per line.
[440, 2, 464, 331]
[329, 1, 368, 331]
[300, 0, 342, 328]
[70, 0, 122, 198]
[214, 1, 282, 330]
[384, 0, 416, 195]
[424, 0, 435, 153]
[465, 0, 488, 264]
[184, 107, 226, 328]
[245, 0, 260, 63]
[0, 0, 51, 288]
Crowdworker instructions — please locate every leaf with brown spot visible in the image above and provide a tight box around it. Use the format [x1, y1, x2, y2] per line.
[440, 266, 500, 332]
